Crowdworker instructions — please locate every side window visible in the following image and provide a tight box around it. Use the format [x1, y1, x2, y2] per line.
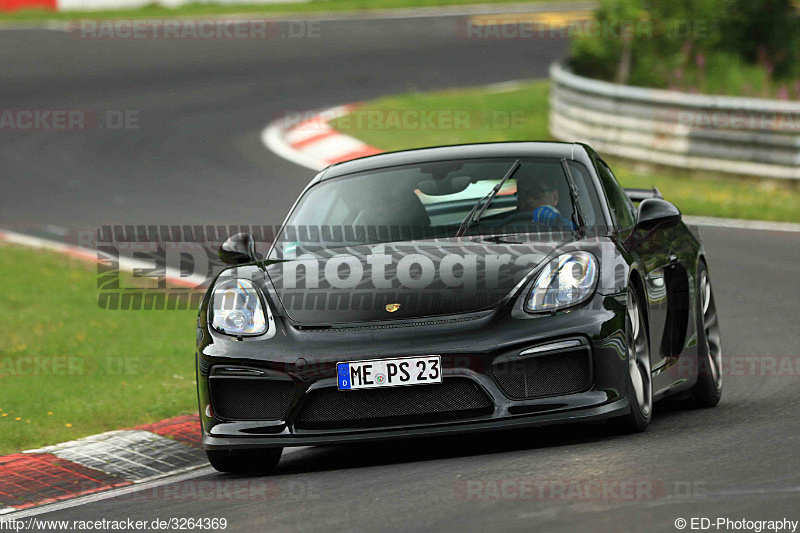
[596, 160, 636, 229]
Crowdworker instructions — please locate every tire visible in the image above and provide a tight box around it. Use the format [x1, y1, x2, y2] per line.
[689, 262, 723, 407]
[206, 448, 283, 474]
[614, 284, 653, 433]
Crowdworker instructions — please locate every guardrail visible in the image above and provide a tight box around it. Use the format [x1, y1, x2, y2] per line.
[549, 61, 800, 180]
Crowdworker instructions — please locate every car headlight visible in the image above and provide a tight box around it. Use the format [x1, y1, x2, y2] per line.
[210, 279, 270, 336]
[525, 252, 598, 312]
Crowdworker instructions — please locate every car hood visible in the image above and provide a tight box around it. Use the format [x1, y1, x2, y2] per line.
[263, 237, 564, 325]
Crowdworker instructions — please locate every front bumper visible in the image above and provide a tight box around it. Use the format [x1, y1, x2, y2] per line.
[197, 292, 631, 450]
[202, 397, 630, 450]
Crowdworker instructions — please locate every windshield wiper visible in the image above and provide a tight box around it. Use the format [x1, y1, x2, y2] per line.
[456, 159, 521, 237]
[560, 158, 586, 235]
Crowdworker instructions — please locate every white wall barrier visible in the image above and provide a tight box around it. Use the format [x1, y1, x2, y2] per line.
[549, 61, 800, 180]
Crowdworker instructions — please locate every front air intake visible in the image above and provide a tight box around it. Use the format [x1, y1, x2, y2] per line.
[209, 376, 295, 421]
[492, 348, 592, 400]
[295, 377, 494, 430]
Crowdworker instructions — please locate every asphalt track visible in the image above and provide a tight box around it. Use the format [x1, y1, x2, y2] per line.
[2, 6, 799, 532]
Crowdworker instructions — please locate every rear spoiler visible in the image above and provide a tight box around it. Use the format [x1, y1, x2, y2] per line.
[624, 187, 663, 202]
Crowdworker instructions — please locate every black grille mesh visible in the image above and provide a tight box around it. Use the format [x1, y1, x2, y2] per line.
[492, 350, 591, 400]
[209, 377, 295, 421]
[296, 378, 493, 429]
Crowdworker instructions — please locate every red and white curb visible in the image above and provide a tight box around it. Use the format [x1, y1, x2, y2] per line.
[260, 103, 800, 233]
[28, 430, 204, 484]
[261, 104, 382, 172]
[0, 416, 204, 513]
[1, 0, 314, 15]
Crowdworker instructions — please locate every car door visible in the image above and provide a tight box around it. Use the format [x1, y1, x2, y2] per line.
[593, 158, 673, 390]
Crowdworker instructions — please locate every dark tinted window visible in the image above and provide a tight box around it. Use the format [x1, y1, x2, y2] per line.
[596, 160, 636, 229]
[273, 158, 603, 254]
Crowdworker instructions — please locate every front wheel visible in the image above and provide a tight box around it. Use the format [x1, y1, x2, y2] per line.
[615, 284, 653, 433]
[689, 264, 723, 407]
[206, 448, 283, 474]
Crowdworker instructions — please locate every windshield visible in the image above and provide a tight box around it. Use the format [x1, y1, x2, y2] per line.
[272, 158, 601, 255]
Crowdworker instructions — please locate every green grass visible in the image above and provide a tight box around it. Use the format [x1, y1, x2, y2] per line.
[330, 80, 800, 222]
[0, 0, 579, 23]
[0, 243, 198, 455]
[604, 159, 800, 222]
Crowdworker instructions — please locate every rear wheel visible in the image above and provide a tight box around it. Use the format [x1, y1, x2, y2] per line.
[206, 448, 282, 474]
[689, 264, 723, 407]
[616, 285, 652, 433]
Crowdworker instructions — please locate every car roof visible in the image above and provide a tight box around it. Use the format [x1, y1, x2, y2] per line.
[314, 141, 589, 183]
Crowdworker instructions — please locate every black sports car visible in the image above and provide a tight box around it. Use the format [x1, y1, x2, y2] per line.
[196, 142, 722, 473]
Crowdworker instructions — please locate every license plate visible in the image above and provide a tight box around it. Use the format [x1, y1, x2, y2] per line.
[337, 355, 442, 390]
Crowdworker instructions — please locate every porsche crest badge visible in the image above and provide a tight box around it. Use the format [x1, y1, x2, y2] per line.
[385, 303, 401, 313]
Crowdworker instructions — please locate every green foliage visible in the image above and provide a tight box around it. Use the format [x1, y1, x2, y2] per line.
[570, 0, 647, 81]
[570, 0, 800, 96]
[719, 0, 800, 79]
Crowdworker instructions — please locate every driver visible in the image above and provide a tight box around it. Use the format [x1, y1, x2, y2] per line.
[503, 173, 575, 229]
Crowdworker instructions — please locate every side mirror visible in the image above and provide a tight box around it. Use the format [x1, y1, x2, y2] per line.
[636, 198, 681, 230]
[219, 233, 258, 265]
